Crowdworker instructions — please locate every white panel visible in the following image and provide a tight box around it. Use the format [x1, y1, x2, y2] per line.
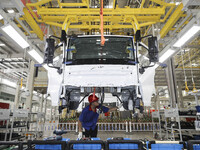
[13, 109, 28, 118]
[0, 109, 10, 120]
[152, 111, 159, 118]
[164, 108, 179, 118]
[63, 65, 138, 87]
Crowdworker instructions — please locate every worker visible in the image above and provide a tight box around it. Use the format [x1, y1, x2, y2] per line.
[78, 94, 119, 139]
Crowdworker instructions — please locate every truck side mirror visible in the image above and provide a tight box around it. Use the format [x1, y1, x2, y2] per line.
[44, 38, 55, 64]
[148, 36, 158, 62]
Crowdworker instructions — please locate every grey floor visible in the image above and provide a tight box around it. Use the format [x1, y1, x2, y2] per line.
[42, 131, 155, 141]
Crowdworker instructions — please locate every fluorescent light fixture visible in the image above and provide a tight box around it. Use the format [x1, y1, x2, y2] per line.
[159, 49, 175, 63]
[0, 15, 3, 20]
[1, 78, 16, 87]
[2, 25, 29, 49]
[7, 9, 14, 13]
[173, 25, 200, 47]
[192, 63, 198, 66]
[28, 49, 43, 64]
[170, 2, 181, 5]
[0, 43, 5, 46]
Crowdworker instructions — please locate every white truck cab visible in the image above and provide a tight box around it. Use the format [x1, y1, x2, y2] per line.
[44, 34, 158, 113]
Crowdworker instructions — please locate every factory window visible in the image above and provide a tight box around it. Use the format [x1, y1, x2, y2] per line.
[0, 92, 15, 102]
[67, 36, 135, 65]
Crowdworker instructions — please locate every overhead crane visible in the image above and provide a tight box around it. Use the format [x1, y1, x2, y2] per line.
[20, 0, 186, 40]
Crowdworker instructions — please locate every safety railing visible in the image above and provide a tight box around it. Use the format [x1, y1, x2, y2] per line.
[129, 122, 160, 132]
[97, 122, 128, 132]
[38, 122, 159, 132]
[58, 122, 78, 132]
[44, 122, 58, 131]
[29, 122, 45, 132]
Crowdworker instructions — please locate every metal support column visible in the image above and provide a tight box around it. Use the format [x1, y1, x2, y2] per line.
[178, 81, 184, 108]
[40, 94, 44, 112]
[155, 87, 160, 110]
[14, 81, 21, 109]
[165, 58, 178, 108]
[44, 96, 48, 122]
[25, 60, 36, 111]
[50, 105, 52, 121]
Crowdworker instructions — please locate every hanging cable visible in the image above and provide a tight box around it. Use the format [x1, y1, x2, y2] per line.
[181, 50, 189, 92]
[188, 50, 197, 93]
[100, 0, 105, 46]
[93, 87, 96, 99]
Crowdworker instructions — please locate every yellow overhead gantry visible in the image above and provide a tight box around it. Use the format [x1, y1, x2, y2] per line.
[22, 0, 186, 40]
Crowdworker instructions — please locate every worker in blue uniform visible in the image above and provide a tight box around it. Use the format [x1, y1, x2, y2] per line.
[78, 94, 119, 138]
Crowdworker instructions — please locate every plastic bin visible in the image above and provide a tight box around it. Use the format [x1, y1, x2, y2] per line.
[188, 140, 200, 150]
[193, 145, 200, 150]
[150, 144, 183, 150]
[107, 138, 142, 150]
[35, 138, 70, 150]
[73, 138, 102, 150]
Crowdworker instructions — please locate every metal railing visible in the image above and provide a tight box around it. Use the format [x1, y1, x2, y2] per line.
[29, 122, 160, 133]
[129, 122, 160, 132]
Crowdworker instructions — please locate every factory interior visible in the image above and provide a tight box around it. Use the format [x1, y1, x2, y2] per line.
[0, 0, 200, 149]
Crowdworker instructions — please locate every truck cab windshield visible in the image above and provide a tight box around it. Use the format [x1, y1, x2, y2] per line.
[66, 36, 135, 65]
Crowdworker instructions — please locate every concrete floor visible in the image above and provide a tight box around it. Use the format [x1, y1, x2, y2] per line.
[42, 131, 155, 141]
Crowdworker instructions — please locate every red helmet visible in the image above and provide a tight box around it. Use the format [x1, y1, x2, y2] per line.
[88, 94, 99, 103]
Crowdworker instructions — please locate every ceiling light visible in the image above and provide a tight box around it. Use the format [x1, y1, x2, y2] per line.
[159, 49, 175, 63]
[170, 2, 181, 5]
[0, 43, 5, 46]
[28, 49, 43, 64]
[173, 25, 200, 48]
[192, 63, 198, 66]
[7, 9, 14, 13]
[0, 15, 3, 20]
[2, 24, 29, 49]
[1, 78, 16, 87]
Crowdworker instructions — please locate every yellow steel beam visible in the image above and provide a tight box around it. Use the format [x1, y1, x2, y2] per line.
[113, 0, 116, 8]
[144, 25, 151, 36]
[26, 5, 42, 22]
[131, 21, 137, 32]
[132, 15, 140, 30]
[42, 15, 161, 22]
[160, 5, 175, 22]
[139, 22, 156, 28]
[46, 22, 62, 28]
[37, 7, 165, 15]
[23, 8, 44, 40]
[140, 0, 145, 8]
[160, 3, 183, 38]
[62, 16, 70, 32]
[69, 24, 133, 29]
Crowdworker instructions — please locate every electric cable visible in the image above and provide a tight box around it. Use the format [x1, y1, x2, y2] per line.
[181, 50, 189, 92]
[188, 49, 197, 93]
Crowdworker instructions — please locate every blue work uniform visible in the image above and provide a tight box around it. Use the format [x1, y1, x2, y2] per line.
[79, 105, 109, 130]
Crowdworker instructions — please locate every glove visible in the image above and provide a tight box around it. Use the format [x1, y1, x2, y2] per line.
[78, 132, 83, 139]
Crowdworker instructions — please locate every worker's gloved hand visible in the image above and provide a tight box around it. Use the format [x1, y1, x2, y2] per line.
[78, 132, 83, 139]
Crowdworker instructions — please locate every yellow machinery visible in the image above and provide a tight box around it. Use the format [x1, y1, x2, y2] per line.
[19, 0, 188, 41]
